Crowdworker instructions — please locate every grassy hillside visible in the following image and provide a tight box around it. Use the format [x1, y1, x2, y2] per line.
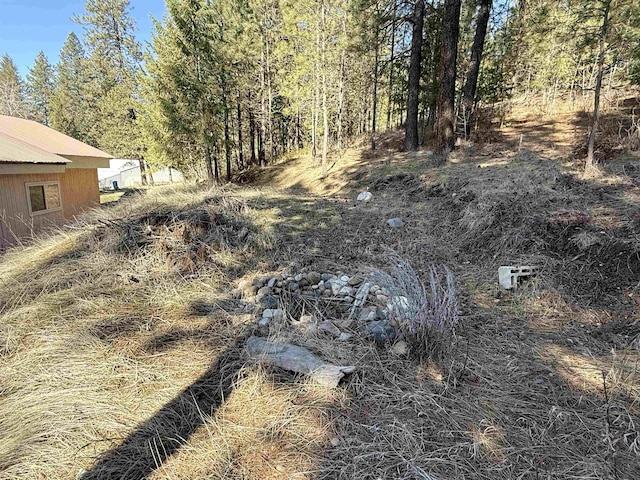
[1, 115, 640, 479]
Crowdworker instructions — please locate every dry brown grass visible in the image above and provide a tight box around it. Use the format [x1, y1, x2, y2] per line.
[2, 125, 640, 480]
[0, 185, 279, 479]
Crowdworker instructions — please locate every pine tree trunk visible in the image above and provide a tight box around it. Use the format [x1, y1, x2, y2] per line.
[436, 0, 462, 155]
[138, 159, 148, 186]
[204, 145, 215, 185]
[586, 0, 611, 173]
[372, 42, 379, 150]
[337, 48, 345, 150]
[297, 106, 303, 149]
[260, 44, 267, 167]
[386, 0, 397, 131]
[237, 101, 243, 169]
[404, 0, 425, 151]
[213, 144, 220, 183]
[224, 101, 231, 182]
[321, 2, 329, 178]
[312, 26, 320, 160]
[312, 87, 318, 159]
[249, 102, 257, 166]
[461, 0, 491, 138]
[266, 37, 274, 163]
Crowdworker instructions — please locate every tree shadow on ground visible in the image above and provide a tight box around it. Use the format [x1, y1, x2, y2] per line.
[79, 330, 251, 480]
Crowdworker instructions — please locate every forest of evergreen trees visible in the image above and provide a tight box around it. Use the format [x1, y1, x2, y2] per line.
[1, 0, 639, 182]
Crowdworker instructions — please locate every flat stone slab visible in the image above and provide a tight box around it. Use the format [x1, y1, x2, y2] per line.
[386, 218, 405, 228]
[246, 336, 356, 388]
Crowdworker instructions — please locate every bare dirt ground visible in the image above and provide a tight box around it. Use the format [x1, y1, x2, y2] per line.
[1, 109, 639, 479]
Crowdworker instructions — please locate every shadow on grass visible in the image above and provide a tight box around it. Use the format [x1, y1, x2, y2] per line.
[79, 330, 252, 480]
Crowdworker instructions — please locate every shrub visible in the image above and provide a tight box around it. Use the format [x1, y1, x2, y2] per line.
[369, 253, 460, 362]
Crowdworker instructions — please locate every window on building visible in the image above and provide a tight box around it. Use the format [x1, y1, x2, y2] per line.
[26, 182, 62, 215]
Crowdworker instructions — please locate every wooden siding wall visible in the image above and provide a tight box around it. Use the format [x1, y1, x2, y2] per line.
[61, 168, 99, 217]
[0, 169, 99, 249]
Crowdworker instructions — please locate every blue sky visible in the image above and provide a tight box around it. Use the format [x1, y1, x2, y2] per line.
[0, 0, 166, 76]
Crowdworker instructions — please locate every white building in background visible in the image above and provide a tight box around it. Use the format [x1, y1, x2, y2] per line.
[98, 159, 183, 190]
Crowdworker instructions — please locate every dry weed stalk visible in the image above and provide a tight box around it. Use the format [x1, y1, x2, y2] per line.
[370, 253, 459, 362]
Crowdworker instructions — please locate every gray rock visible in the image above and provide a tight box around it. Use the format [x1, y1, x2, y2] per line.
[348, 276, 363, 286]
[288, 282, 299, 292]
[252, 278, 266, 288]
[350, 282, 373, 319]
[376, 294, 389, 304]
[365, 321, 397, 344]
[267, 277, 277, 288]
[299, 278, 310, 288]
[357, 191, 373, 202]
[318, 320, 341, 337]
[294, 273, 303, 282]
[327, 278, 354, 296]
[259, 295, 279, 309]
[262, 308, 283, 320]
[358, 306, 377, 322]
[340, 275, 350, 283]
[258, 316, 272, 327]
[321, 273, 336, 282]
[391, 340, 408, 355]
[245, 336, 356, 388]
[257, 286, 271, 297]
[386, 218, 405, 228]
[307, 272, 321, 285]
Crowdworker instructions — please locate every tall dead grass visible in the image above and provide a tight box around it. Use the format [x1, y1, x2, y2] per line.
[2, 146, 640, 480]
[0, 184, 280, 479]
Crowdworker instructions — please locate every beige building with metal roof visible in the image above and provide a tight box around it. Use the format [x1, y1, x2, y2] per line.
[0, 115, 113, 249]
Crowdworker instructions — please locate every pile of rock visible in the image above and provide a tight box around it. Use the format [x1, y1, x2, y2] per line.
[236, 271, 410, 349]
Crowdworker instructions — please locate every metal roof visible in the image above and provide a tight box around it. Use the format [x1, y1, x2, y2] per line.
[0, 115, 112, 160]
[0, 132, 70, 164]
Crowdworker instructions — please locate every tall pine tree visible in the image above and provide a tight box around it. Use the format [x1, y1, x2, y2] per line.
[0, 54, 26, 117]
[25, 51, 55, 125]
[75, 0, 145, 165]
[51, 33, 92, 143]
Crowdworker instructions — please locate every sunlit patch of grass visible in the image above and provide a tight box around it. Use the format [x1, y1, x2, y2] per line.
[524, 289, 608, 333]
[468, 420, 506, 463]
[540, 343, 640, 399]
[100, 191, 125, 204]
